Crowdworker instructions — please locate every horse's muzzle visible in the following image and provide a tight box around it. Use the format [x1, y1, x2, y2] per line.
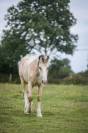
[42, 80, 47, 84]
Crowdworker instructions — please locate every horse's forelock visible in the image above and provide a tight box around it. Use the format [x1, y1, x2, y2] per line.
[39, 55, 49, 63]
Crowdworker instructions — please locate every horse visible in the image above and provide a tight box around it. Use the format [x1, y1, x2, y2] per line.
[18, 55, 49, 117]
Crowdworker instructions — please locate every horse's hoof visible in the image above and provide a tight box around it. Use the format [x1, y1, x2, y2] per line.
[24, 111, 30, 114]
[37, 114, 42, 118]
[24, 112, 29, 115]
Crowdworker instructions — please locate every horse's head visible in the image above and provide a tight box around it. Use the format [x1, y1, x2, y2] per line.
[38, 55, 49, 84]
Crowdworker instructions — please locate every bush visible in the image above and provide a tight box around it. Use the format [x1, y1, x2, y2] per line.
[48, 73, 88, 85]
[62, 74, 88, 85]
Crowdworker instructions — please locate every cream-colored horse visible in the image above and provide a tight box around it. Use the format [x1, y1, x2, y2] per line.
[18, 55, 49, 117]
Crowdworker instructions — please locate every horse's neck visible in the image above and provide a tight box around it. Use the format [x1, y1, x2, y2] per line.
[30, 58, 39, 73]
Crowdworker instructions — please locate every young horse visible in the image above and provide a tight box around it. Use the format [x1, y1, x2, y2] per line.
[18, 55, 49, 117]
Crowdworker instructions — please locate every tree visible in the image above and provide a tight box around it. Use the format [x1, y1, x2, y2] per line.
[4, 0, 77, 55]
[48, 58, 73, 80]
[0, 29, 28, 74]
[0, 0, 78, 76]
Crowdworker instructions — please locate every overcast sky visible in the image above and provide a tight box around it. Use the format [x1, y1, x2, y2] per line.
[0, 0, 88, 72]
[70, 0, 88, 72]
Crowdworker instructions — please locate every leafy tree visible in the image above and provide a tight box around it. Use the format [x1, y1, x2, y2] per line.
[0, 30, 28, 74]
[4, 0, 77, 55]
[0, 0, 78, 75]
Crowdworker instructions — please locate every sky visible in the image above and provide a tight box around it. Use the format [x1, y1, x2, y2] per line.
[0, 0, 88, 72]
[70, 0, 88, 72]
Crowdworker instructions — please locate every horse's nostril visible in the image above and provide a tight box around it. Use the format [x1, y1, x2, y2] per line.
[42, 80, 47, 84]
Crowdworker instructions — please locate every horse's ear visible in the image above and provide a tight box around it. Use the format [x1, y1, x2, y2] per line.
[47, 56, 49, 61]
[39, 55, 44, 62]
[45, 55, 49, 62]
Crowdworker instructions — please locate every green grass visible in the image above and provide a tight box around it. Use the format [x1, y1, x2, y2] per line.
[0, 83, 88, 133]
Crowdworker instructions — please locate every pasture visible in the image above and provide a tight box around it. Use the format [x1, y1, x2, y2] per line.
[0, 83, 88, 133]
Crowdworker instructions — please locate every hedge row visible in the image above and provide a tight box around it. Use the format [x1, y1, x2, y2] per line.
[0, 73, 88, 85]
[48, 74, 88, 85]
[62, 74, 88, 85]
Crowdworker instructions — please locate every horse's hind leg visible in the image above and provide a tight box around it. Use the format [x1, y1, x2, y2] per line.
[24, 88, 30, 114]
[20, 78, 30, 114]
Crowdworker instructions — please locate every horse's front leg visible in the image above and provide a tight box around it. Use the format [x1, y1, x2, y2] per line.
[27, 82, 33, 113]
[37, 86, 43, 117]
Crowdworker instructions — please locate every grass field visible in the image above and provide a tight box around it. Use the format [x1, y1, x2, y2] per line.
[0, 83, 88, 133]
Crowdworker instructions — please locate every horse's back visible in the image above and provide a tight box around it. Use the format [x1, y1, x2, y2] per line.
[18, 55, 38, 83]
